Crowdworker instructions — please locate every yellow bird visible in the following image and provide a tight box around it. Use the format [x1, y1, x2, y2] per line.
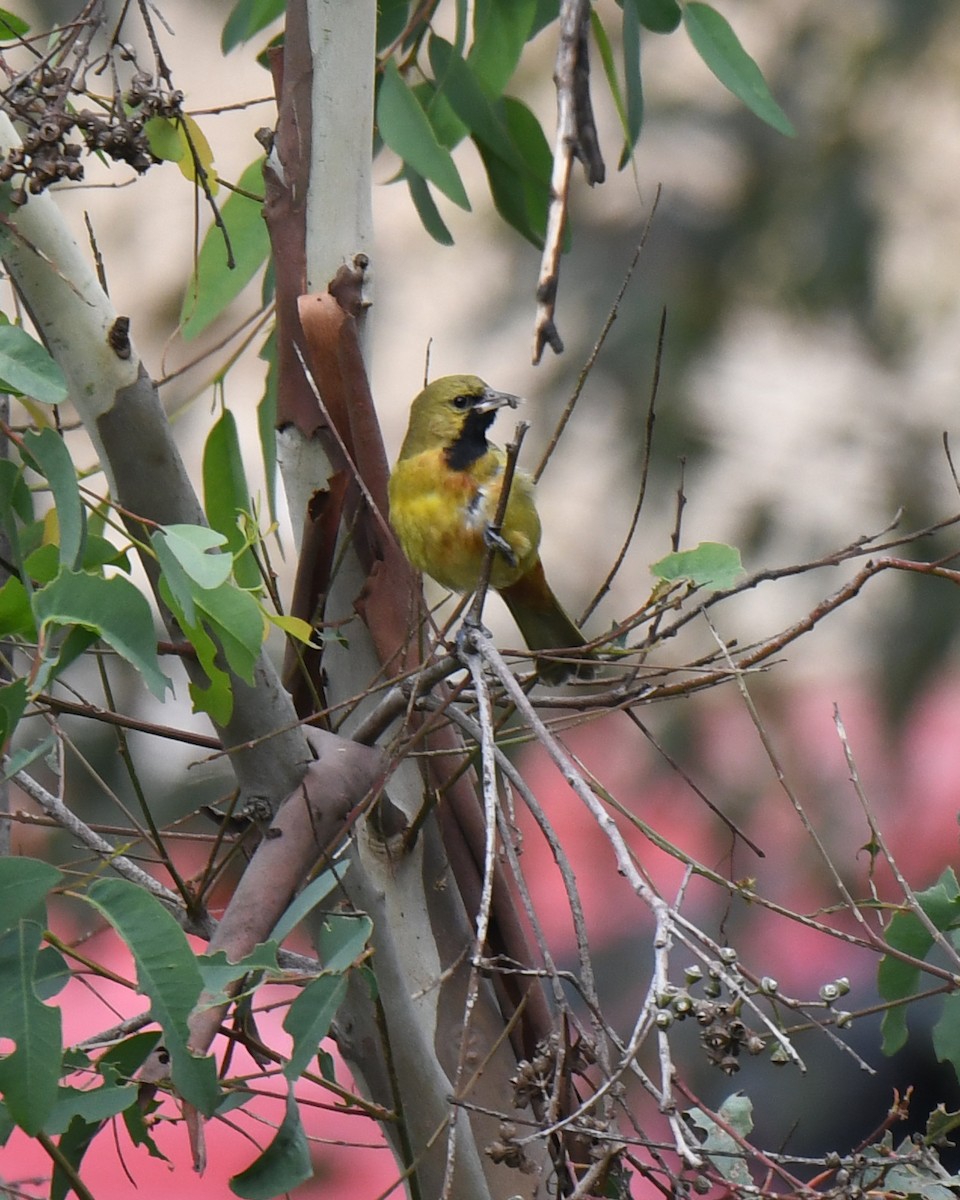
[388, 374, 591, 683]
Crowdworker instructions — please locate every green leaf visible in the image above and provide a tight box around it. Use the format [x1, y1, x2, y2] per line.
[230, 1087, 312, 1198]
[927, 1105, 960, 1148]
[22, 427, 85, 571]
[51, 1116, 101, 1200]
[199, 943, 280, 999]
[0, 9, 29, 39]
[478, 97, 552, 247]
[686, 1097, 752, 1186]
[271, 867, 350, 944]
[0, 325, 67, 403]
[317, 1049, 337, 1084]
[33, 569, 171, 700]
[177, 607, 234, 724]
[123, 1102, 168, 1160]
[34, 946, 70, 1001]
[283, 975, 348, 1081]
[0, 922, 62, 1134]
[144, 116, 184, 163]
[156, 548, 263, 717]
[318, 913, 373, 976]
[592, 8, 643, 169]
[377, 60, 470, 210]
[468, 0, 537, 94]
[203, 409, 260, 590]
[32, 627, 99, 695]
[592, 11, 628, 144]
[633, 0, 681, 34]
[429, 36, 524, 170]
[681, 3, 795, 137]
[192, 581, 263, 685]
[476, 142, 540, 248]
[153, 525, 233, 611]
[27, 533, 129, 585]
[266, 612, 314, 644]
[532, 0, 561, 37]
[377, 0, 411, 52]
[96, 1031, 162, 1082]
[879, 870, 960, 1054]
[621, 1, 644, 166]
[0, 858, 60, 932]
[867, 1135, 960, 1200]
[221, 0, 285, 53]
[718, 1092, 753, 1137]
[406, 170, 454, 245]
[45, 1081, 138, 1136]
[650, 541, 744, 589]
[2, 733, 57, 781]
[933, 993, 960, 1086]
[257, 331, 278, 526]
[415, 80, 468, 149]
[176, 115, 218, 191]
[0, 577, 33, 640]
[83, 878, 221, 1115]
[0, 678, 28, 750]
[181, 158, 270, 340]
[0, 456, 33, 524]
[92, 1038, 169, 1165]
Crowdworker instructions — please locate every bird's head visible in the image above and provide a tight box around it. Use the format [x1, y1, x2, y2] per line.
[398, 374, 521, 464]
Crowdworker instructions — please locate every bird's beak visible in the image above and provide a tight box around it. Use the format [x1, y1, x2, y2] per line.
[475, 387, 521, 414]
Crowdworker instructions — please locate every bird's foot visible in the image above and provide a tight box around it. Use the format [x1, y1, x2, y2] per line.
[483, 524, 517, 567]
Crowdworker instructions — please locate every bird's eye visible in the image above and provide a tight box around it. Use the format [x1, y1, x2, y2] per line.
[451, 394, 472, 410]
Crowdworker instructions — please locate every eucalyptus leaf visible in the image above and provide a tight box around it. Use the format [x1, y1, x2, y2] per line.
[682, 3, 795, 136]
[0, 325, 68, 404]
[378, 61, 470, 210]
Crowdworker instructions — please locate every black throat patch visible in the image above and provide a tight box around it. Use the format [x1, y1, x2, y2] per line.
[444, 407, 496, 472]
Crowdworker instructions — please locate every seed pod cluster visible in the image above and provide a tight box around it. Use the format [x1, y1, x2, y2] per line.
[1, 61, 185, 204]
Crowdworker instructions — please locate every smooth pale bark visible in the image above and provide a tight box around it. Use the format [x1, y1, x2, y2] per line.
[270, 5, 543, 1197]
[0, 112, 310, 809]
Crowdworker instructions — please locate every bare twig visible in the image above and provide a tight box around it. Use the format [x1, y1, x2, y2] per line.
[533, 0, 605, 363]
[6, 758, 205, 924]
[582, 307, 667, 622]
[834, 704, 960, 969]
[670, 456, 687, 552]
[534, 190, 661, 484]
[703, 613, 890, 957]
[440, 643, 500, 1200]
[464, 420, 529, 629]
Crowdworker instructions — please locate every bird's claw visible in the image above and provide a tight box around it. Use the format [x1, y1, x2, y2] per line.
[483, 525, 517, 567]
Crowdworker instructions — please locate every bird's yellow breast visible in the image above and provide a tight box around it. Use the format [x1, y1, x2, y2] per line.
[388, 446, 541, 592]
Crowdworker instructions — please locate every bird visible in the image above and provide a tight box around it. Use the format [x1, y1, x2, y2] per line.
[388, 373, 591, 683]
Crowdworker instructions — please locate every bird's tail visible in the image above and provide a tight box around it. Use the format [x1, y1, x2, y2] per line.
[500, 559, 594, 684]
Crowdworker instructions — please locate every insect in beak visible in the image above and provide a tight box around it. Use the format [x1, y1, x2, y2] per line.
[474, 387, 521, 414]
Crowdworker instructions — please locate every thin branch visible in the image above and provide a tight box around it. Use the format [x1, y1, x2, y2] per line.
[702, 614, 887, 954]
[834, 704, 960, 969]
[625, 710, 765, 858]
[465, 420, 529, 630]
[440, 646, 500, 1200]
[670, 456, 687, 553]
[581, 307, 666, 622]
[533, 0, 605, 362]
[6, 758, 203, 923]
[534, 190, 661, 484]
